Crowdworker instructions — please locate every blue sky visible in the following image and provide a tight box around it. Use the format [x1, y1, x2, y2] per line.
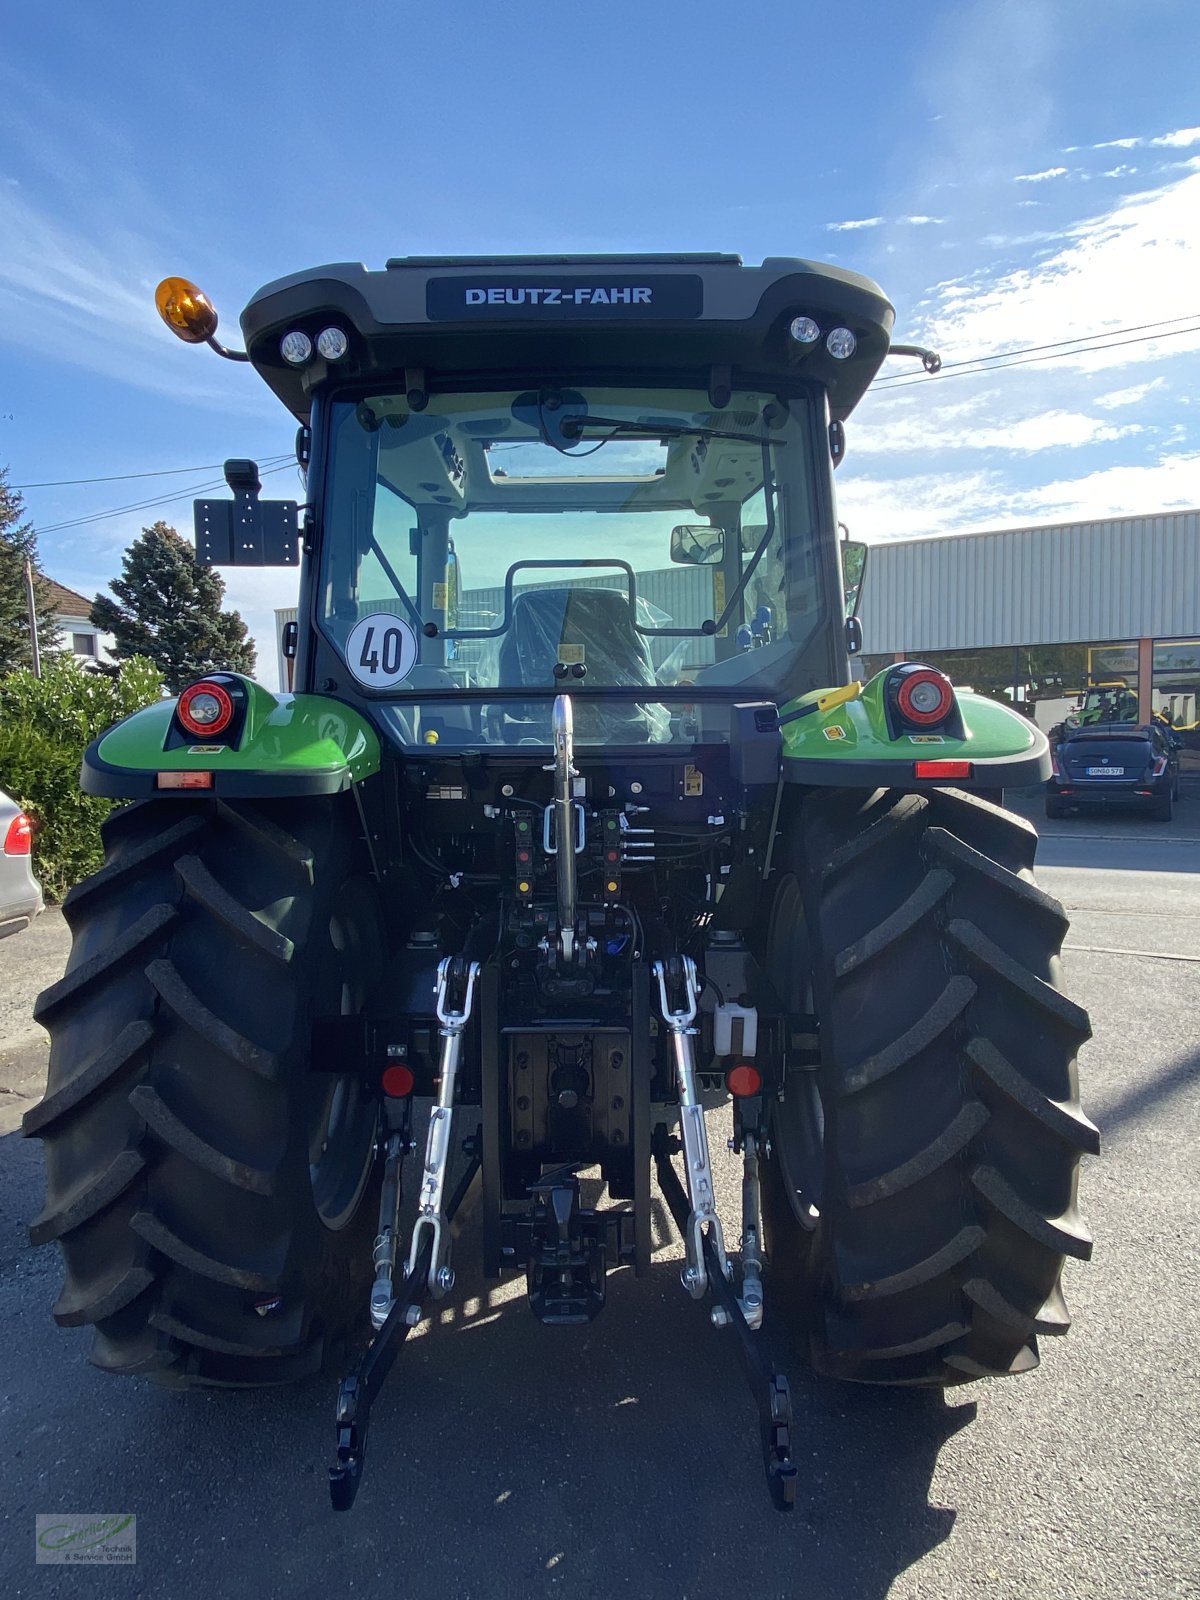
[2, 0, 1198, 684]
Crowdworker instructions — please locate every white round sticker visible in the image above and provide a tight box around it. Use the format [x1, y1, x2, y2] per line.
[345, 613, 419, 689]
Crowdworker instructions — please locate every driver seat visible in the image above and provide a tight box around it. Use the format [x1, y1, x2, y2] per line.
[494, 586, 660, 743]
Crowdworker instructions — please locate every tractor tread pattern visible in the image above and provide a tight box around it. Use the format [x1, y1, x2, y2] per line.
[128, 1084, 277, 1195]
[833, 867, 954, 977]
[146, 958, 280, 1077]
[28, 1149, 146, 1245]
[845, 1100, 989, 1207]
[25, 797, 376, 1389]
[61, 815, 205, 918]
[22, 1021, 154, 1138]
[793, 784, 1094, 1386]
[53, 1265, 155, 1328]
[173, 855, 295, 964]
[33, 904, 177, 1024]
[128, 1207, 286, 1293]
[842, 974, 976, 1094]
[966, 1036, 1100, 1154]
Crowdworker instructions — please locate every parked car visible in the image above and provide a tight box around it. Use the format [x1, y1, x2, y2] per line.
[0, 788, 44, 937]
[1046, 721, 1181, 821]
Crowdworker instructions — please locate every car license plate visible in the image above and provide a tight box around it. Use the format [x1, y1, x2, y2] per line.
[1086, 766, 1123, 776]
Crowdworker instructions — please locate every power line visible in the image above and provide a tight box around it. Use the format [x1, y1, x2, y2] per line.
[10, 455, 293, 490]
[36, 461, 299, 536]
[874, 314, 1200, 390]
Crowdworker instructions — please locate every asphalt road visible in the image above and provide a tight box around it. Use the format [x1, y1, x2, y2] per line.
[1, 791, 1197, 1599]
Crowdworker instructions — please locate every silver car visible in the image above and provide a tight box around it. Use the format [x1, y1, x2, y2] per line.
[0, 787, 43, 938]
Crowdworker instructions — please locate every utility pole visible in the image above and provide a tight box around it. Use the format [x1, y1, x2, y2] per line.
[23, 557, 42, 678]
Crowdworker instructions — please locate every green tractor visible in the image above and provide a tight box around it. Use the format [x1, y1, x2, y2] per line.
[25, 254, 1096, 1509]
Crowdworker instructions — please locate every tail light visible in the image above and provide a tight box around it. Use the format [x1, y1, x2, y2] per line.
[1050, 752, 1063, 779]
[895, 667, 955, 727]
[1151, 756, 1168, 778]
[178, 680, 234, 738]
[3, 812, 33, 855]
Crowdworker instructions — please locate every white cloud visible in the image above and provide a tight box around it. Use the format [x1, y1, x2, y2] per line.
[900, 215, 942, 225]
[851, 407, 1140, 457]
[0, 182, 275, 417]
[1089, 126, 1200, 154]
[1102, 165, 1137, 178]
[1150, 126, 1200, 149]
[909, 168, 1200, 377]
[838, 451, 1200, 543]
[826, 216, 884, 232]
[1014, 166, 1069, 183]
[1093, 379, 1165, 410]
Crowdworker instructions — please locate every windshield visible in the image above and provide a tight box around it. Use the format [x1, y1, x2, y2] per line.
[317, 385, 824, 744]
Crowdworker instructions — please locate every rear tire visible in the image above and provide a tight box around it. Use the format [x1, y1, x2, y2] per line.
[762, 786, 1097, 1385]
[24, 797, 382, 1386]
[1044, 797, 1066, 820]
[1151, 790, 1173, 822]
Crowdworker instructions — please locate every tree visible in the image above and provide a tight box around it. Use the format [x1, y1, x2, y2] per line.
[0, 465, 59, 674]
[91, 521, 256, 691]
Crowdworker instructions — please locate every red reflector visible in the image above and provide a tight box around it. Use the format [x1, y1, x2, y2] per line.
[726, 1063, 763, 1097]
[381, 1063, 415, 1098]
[3, 812, 33, 855]
[913, 760, 973, 780]
[156, 770, 214, 789]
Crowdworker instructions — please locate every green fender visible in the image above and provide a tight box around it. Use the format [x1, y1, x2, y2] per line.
[82, 676, 381, 799]
[778, 667, 1050, 787]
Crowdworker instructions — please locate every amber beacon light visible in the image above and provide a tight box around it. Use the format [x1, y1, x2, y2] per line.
[155, 277, 220, 343]
[154, 277, 249, 361]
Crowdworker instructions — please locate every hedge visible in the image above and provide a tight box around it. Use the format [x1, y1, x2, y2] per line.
[0, 656, 163, 901]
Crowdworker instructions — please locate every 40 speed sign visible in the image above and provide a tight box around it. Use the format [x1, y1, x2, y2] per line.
[344, 613, 419, 689]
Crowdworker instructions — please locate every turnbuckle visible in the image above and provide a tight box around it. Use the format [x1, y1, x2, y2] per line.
[406, 956, 479, 1297]
[653, 955, 731, 1298]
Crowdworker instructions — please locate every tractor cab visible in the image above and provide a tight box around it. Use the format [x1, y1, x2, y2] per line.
[162, 254, 897, 749]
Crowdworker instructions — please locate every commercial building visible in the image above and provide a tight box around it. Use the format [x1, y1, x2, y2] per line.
[855, 509, 1199, 751]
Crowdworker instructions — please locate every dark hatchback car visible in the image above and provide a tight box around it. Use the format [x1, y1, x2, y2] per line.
[1047, 722, 1181, 820]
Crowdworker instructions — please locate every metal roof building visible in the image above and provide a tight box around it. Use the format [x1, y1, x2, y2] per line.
[857, 508, 1199, 654]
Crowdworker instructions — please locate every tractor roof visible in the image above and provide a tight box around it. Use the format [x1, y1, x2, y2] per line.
[239, 254, 895, 422]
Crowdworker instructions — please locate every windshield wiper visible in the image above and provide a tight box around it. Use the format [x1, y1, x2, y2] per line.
[559, 416, 778, 446]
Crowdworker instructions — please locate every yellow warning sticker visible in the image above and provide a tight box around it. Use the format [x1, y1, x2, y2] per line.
[683, 764, 704, 796]
[712, 570, 728, 637]
[822, 725, 847, 741]
[432, 581, 447, 610]
[557, 643, 586, 666]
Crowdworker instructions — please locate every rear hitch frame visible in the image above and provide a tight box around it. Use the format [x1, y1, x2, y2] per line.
[328, 1142, 481, 1511]
[654, 1127, 798, 1511]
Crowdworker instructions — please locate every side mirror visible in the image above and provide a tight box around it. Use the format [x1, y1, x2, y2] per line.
[841, 540, 867, 618]
[670, 525, 725, 565]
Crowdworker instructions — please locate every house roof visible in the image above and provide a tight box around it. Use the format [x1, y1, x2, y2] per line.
[43, 578, 94, 617]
